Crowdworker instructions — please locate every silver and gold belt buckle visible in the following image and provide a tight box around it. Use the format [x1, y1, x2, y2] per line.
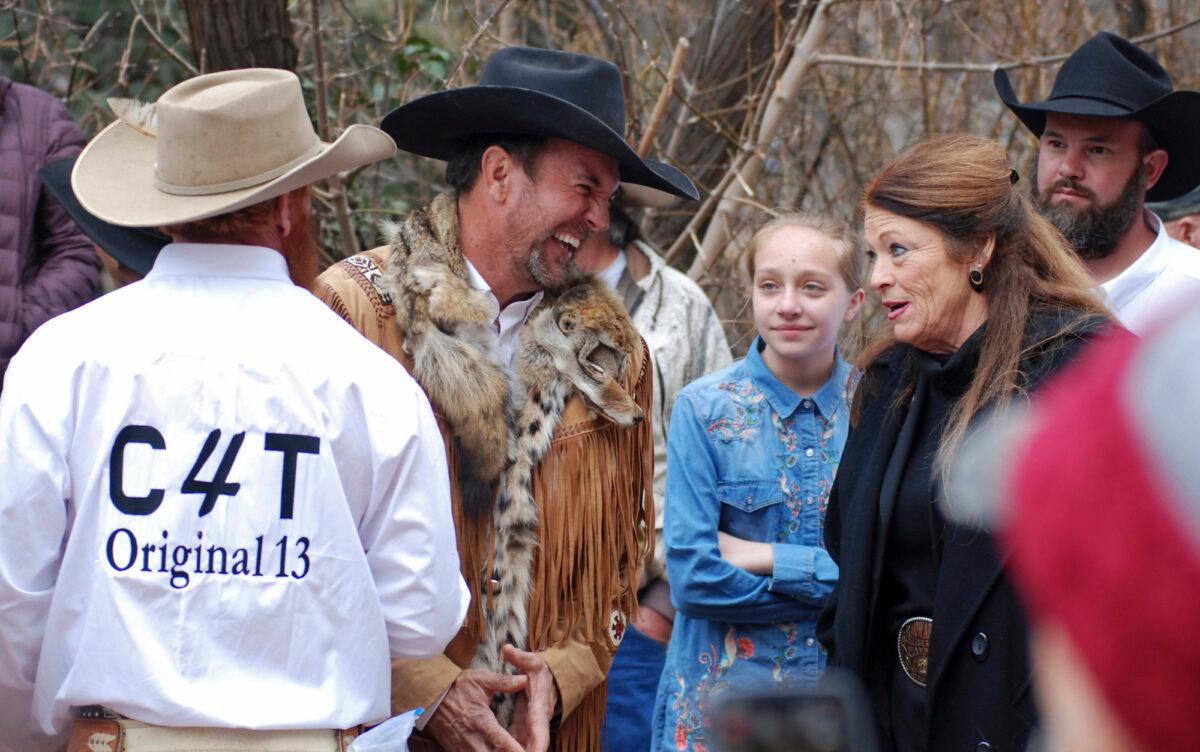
[897, 616, 933, 687]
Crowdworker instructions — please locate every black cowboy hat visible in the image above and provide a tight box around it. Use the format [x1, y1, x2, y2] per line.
[39, 155, 168, 276]
[381, 46, 698, 201]
[994, 31, 1200, 202]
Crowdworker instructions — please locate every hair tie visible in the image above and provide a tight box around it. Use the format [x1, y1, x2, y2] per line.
[1010, 168, 1020, 185]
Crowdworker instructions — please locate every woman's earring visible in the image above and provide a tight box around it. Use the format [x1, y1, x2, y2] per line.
[969, 268, 985, 293]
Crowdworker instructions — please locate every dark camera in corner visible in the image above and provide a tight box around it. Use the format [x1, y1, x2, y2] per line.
[709, 670, 881, 752]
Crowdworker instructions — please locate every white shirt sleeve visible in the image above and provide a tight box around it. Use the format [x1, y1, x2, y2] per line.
[0, 348, 72, 752]
[355, 379, 469, 658]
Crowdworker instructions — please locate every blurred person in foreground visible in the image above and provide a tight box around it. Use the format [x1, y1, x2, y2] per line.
[573, 184, 732, 752]
[1148, 184, 1200, 249]
[818, 134, 1112, 752]
[315, 46, 697, 752]
[949, 304, 1200, 752]
[0, 75, 100, 385]
[995, 31, 1200, 333]
[0, 68, 468, 752]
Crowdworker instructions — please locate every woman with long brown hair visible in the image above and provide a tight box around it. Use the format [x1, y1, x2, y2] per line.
[817, 134, 1111, 752]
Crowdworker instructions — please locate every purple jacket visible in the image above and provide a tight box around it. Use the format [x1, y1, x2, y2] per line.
[0, 77, 98, 380]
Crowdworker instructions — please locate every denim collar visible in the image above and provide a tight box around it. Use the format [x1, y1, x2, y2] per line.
[746, 336, 850, 420]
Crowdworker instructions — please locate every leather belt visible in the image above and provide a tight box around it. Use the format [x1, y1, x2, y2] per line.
[67, 710, 361, 752]
[897, 616, 933, 687]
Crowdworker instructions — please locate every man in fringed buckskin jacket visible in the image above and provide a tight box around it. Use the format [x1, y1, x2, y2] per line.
[314, 47, 697, 752]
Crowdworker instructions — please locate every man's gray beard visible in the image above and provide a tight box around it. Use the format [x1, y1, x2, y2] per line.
[1033, 167, 1146, 261]
[527, 242, 579, 288]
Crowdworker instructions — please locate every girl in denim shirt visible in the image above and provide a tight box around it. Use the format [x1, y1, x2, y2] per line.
[650, 214, 866, 752]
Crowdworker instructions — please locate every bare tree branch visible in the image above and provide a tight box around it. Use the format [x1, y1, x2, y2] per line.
[637, 36, 688, 156]
[444, 0, 515, 89]
[686, 0, 832, 279]
[128, 0, 198, 75]
[814, 13, 1200, 72]
[310, 0, 357, 257]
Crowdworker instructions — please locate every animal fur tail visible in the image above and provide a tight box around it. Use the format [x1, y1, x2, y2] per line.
[472, 374, 571, 724]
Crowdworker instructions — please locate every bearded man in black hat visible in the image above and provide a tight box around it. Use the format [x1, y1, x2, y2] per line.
[996, 31, 1200, 333]
[315, 47, 697, 752]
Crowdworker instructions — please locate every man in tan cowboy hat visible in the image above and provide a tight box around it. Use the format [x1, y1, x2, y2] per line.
[996, 31, 1200, 332]
[0, 68, 468, 752]
[315, 46, 697, 752]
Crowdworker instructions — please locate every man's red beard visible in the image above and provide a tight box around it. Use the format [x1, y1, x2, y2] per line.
[281, 204, 319, 290]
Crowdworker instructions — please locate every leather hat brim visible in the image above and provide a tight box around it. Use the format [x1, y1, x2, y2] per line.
[73, 121, 396, 227]
[995, 68, 1200, 201]
[619, 160, 691, 208]
[39, 155, 168, 276]
[381, 86, 699, 201]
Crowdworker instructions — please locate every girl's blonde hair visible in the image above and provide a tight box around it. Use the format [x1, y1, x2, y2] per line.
[741, 211, 870, 357]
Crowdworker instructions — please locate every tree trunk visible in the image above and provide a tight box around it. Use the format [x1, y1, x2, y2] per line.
[1117, 0, 1150, 38]
[687, 1, 830, 279]
[647, 0, 801, 252]
[184, 0, 298, 73]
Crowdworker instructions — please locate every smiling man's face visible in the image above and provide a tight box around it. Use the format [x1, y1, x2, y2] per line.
[506, 138, 619, 290]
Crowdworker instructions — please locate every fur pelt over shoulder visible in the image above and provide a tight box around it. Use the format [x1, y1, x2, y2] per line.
[381, 193, 645, 722]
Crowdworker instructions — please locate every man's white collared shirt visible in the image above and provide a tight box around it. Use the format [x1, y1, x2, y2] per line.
[463, 258, 543, 369]
[0, 244, 468, 750]
[1101, 213, 1200, 333]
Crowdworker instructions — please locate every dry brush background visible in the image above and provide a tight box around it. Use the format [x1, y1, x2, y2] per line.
[3, 0, 1198, 352]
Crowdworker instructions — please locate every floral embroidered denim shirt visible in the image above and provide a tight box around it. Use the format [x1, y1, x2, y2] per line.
[650, 338, 853, 752]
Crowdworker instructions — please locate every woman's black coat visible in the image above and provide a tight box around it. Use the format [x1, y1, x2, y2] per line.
[818, 311, 1109, 752]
